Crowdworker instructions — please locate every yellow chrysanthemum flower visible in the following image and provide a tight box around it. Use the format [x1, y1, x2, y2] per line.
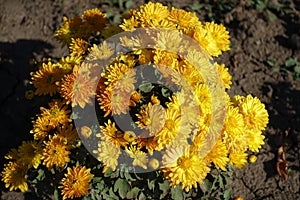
[93, 141, 120, 171]
[70, 38, 89, 57]
[17, 141, 43, 169]
[56, 124, 78, 145]
[247, 129, 265, 152]
[1, 162, 28, 192]
[120, 16, 140, 31]
[161, 147, 210, 192]
[82, 8, 107, 33]
[215, 62, 232, 89]
[101, 62, 134, 89]
[195, 83, 211, 113]
[30, 116, 53, 140]
[205, 140, 229, 171]
[30, 61, 64, 96]
[43, 135, 71, 169]
[229, 151, 248, 168]
[238, 95, 269, 131]
[59, 55, 82, 73]
[223, 106, 247, 153]
[97, 120, 127, 147]
[168, 7, 200, 29]
[203, 22, 230, 57]
[87, 42, 114, 61]
[137, 2, 170, 26]
[40, 99, 71, 128]
[59, 165, 94, 200]
[154, 31, 186, 53]
[55, 16, 84, 45]
[126, 145, 148, 169]
[153, 50, 178, 70]
[137, 135, 158, 155]
[155, 106, 181, 150]
[58, 70, 97, 108]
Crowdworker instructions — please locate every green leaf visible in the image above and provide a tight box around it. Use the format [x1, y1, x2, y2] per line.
[161, 87, 171, 98]
[256, 0, 267, 10]
[124, 171, 136, 181]
[138, 192, 147, 200]
[159, 180, 170, 198]
[285, 58, 297, 67]
[106, 10, 114, 19]
[171, 185, 184, 200]
[54, 189, 59, 200]
[125, 0, 134, 10]
[96, 181, 105, 191]
[294, 65, 300, 74]
[191, 3, 203, 11]
[113, 14, 121, 24]
[266, 9, 277, 21]
[114, 178, 131, 199]
[139, 83, 154, 93]
[126, 187, 140, 199]
[104, 168, 113, 177]
[147, 179, 155, 191]
[221, 189, 231, 200]
[92, 177, 102, 184]
[200, 179, 213, 192]
[266, 59, 276, 67]
[218, 174, 224, 189]
[36, 169, 45, 181]
[109, 187, 119, 200]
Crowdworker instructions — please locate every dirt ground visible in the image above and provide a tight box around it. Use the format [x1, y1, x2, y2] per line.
[0, 0, 299, 199]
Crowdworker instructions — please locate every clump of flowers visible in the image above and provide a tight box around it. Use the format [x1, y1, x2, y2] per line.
[1, 2, 268, 199]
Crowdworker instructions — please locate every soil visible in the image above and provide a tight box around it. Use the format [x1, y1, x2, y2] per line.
[0, 0, 299, 199]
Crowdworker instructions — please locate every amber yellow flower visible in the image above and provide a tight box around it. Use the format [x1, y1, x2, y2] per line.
[229, 151, 248, 168]
[93, 141, 120, 171]
[161, 147, 210, 192]
[17, 141, 43, 169]
[168, 8, 200, 29]
[55, 16, 84, 45]
[238, 95, 269, 131]
[43, 135, 71, 169]
[1, 162, 28, 192]
[30, 116, 53, 140]
[215, 62, 232, 89]
[223, 106, 246, 153]
[247, 129, 265, 152]
[30, 61, 64, 96]
[56, 124, 78, 146]
[82, 8, 107, 32]
[97, 87, 131, 116]
[205, 140, 229, 171]
[59, 165, 94, 200]
[101, 62, 134, 89]
[40, 100, 71, 128]
[87, 42, 114, 61]
[154, 106, 181, 150]
[120, 16, 140, 31]
[137, 2, 169, 26]
[97, 120, 127, 147]
[70, 38, 89, 57]
[59, 55, 82, 73]
[126, 145, 148, 169]
[203, 22, 230, 57]
[58, 70, 97, 108]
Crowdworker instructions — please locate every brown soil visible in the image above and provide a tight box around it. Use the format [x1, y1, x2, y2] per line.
[0, 0, 299, 199]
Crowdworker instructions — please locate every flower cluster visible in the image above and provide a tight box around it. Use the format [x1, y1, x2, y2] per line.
[1, 2, 268, 199]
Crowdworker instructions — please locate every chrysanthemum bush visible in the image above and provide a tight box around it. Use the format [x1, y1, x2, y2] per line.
[1, 2, 269, 200]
